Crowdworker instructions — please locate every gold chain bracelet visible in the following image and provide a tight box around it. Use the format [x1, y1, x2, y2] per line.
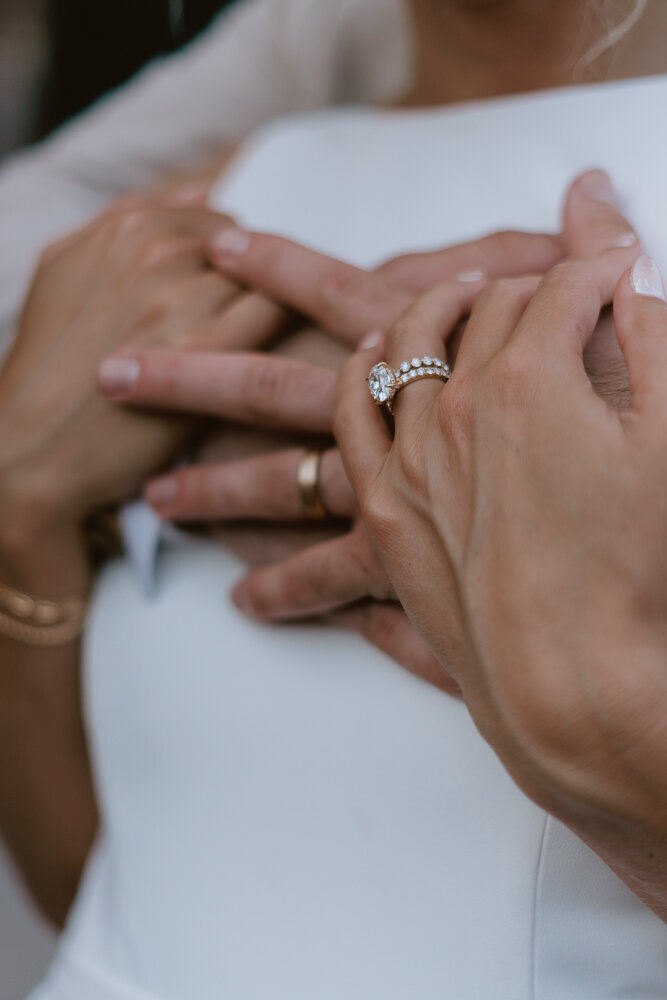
[0, 581, 88, 648]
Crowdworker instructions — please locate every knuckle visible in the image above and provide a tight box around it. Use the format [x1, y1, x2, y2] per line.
[242, 361, 292, 419]
[361, 488, 397, 547]
[362, 603, 402, 647]
[106, 204, 154, 242]
[478, 230, 523, 266]
[540, 260, 591, 297]
[319, 265, 370, 322]
[136, 236, 187, 272]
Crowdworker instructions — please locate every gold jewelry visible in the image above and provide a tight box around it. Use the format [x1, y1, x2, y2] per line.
[0, 581, 88, 647]
[296, 450, 328, 520]
[367, 356, 451, 413]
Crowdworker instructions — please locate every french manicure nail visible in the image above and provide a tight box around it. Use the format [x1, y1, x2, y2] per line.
[98, 357, 140, 395]
[578, 169, 616, 205]
[211, 227, 251, 257]
[360, 330, 383, 350]
[146, 477, 179, 507]
[631, 255, 666, 301]
[456, 269, 486, 283]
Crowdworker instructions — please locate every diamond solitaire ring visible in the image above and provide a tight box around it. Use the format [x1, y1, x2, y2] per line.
[367, 356, 451, 412]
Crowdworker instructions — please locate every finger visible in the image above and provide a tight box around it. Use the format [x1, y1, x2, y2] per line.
[207, 292, 293, 351]
[328, 603, 462, 697]
[232, 528, 393, 620]
[561, 169, 641, 261]
[136, 271, 243, 346]
[452, 275, 539, 377]
[509, 250, 638, 375]
[384, 277, 485, 420]
[99, 350, 335, 432]
[334, 335, 392, 504]
[613, 255, 667, 415]
[145, 448, 355, 521]
[379, 230, 562, 292]
[209, 228, 412, 344]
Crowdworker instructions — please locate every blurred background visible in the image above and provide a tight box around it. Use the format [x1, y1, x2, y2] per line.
[1, 4, 233, 993]
[1, 0, 231, 160]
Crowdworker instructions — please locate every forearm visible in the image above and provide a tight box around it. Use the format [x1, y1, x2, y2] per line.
[0, 515, 98, 927]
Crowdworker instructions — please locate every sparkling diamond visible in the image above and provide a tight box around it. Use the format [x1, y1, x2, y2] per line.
[411, 357, 421, 368]
[400, 361, 411, 373]
[417, 368, 426, 376]
[401, 373, 410, 383]
[434, 358, 443, 367]
[423, 355, 433, 365]
[368, 363, 395, 404]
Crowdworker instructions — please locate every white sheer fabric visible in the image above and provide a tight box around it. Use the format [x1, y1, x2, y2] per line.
[30, 75, 667, 999]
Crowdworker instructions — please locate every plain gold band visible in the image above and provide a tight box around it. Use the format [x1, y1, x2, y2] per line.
[296, 450, 328, 520]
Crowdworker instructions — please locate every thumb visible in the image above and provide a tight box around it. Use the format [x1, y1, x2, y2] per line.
[562, 169, 641, 260]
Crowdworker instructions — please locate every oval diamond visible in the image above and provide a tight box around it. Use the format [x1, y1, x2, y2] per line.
[368, 363, 395, 404]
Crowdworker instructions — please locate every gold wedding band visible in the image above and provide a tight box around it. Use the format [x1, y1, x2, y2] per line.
[296, 450, 328, 520]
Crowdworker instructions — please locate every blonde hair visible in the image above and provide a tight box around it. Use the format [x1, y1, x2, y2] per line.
[580, 0, 649, 68]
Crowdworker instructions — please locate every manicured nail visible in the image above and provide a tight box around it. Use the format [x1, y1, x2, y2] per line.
[456, 269, 486, 283]
[578, 169, 616, 205]
[98, 357, 140, 395]
[145, 476, 179, 508]
[211, 227, 251, 257]
[614, 231, 638, 249]
[360, 330, 383, 350]
[631, 255, 666, 300]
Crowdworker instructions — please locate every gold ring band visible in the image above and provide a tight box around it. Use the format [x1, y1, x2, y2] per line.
[296, 450, 328, 520]
[367, 355, 451, 412]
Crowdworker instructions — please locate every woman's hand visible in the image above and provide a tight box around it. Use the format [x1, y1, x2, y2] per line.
[100, 346, 461, 694]
[174, 173, 634, 619]
[0, 194, 290, 555]
[338, 249, 667, 916]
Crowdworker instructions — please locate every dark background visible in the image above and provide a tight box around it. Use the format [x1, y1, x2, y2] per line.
[0, 0, 232, 158]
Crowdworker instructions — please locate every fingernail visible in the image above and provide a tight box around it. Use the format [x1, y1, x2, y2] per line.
[578, 169, 616, 205]
[456, 269, 486, 283]
[614, 231, 638, 249]
[631, 255, 666, 301]
[98, 357, 140, 395]
[165, 182, 210, 206]
[231, 583, 253, 614]
[211, 227, 251, 257]
[145, 476, 179, 508]
[360, 330, 383, 350]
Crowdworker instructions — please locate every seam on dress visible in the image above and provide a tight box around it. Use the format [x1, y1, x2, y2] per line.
[530, 812, 550, 1000]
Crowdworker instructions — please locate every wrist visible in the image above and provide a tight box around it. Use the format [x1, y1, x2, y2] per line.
[0, 469, 91, 599]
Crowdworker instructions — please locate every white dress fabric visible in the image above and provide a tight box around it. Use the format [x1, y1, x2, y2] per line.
[26, 75, 667, 1000]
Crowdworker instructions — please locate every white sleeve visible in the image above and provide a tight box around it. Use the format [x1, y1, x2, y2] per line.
[0, 0, 345, 357]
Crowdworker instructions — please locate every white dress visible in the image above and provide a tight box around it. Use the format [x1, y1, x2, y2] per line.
[27, 76, 667, 999]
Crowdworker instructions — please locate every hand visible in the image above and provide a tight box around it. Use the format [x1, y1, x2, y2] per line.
[170, 173, 633, 623]
[337, 193, 667, 917]
[0, 193, 291, 553]
[100, 345, 459, 693]
[208, 223, 562, 345]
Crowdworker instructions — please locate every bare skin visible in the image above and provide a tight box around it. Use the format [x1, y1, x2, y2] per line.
[0, 0, 662, 925]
